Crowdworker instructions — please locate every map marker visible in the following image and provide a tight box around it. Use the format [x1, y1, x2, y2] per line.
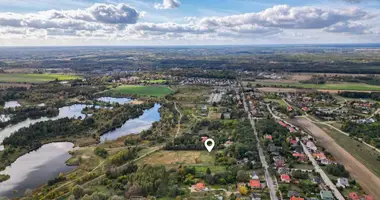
[204, 139, 215, 152]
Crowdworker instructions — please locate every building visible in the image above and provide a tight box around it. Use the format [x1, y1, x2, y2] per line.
[306, 140, 317, 152]
[349, 192, 360, 200]
[249, 180, 261, 189]
[194, 182, 205, 191]
[265, 135, 273, 141]
[336, 177, 350, 188]
[290, 197, 304, 200]
[280, 174, 291, 183]
[320, 191, 334, 200]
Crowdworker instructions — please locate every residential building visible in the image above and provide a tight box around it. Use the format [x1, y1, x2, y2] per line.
[336, 177, 350, 188]
[320, 190, 334, 200]
[280, 174, 291, 183]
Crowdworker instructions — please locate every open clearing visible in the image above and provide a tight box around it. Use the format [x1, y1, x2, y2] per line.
[318, 124, 380, 177]
[0, 73, 81, 83]
[137, 150, 214, 166]
[253, 81, 380, 91]
[291, 118, 380, 199]
[111, 85, 173, 97]
[254, 81, 380, 91]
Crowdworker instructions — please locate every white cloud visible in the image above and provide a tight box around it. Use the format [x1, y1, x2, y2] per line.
[324, 21, 372, 34]
[199, 5, 370, 29]
[154, 0, 181, 10]
[0, 4, 378, 44]
[0, 3, 141, 30]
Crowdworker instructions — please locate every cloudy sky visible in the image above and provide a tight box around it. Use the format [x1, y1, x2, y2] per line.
[0, 0, 380, 46]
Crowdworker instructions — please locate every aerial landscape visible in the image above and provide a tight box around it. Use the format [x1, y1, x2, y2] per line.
[1, 0, 380, 200]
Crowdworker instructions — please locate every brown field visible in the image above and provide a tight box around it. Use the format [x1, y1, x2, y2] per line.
[137, 150, 214, 166]
[291, 118, 380, 199]
[0, 83, 32, 89]
[258, 87, 314, 93]
[317, 89, 374, 93]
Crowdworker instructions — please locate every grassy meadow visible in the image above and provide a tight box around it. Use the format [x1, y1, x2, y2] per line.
[111, 85, 174, 97]
[0, 73, 82, 83]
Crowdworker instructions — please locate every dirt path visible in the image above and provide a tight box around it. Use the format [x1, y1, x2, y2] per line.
[291, 118, 380, 199]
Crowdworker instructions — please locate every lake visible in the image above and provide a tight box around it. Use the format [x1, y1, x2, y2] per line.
[100, 103, 161, 142]
[0, 142, 75, 198]
[4, 101, 21, 109]
[97, 97, 132, 104]
[0, 104, 89, 148]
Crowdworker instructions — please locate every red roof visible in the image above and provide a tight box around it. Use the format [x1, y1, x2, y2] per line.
[249, 180, 261, 188]
[265, 135, 273, 141]
[279, 121, 287, 127]
[195, 182, 205, 190]
[292, 153, 305, 157]
[364, 195, 373, 200]
[290, 139, 297, 145]
[349, 192, 360, 200]
[289, 127, 296, 133]
[280, 174, 291, 181]
[201, 136, 208, 143]
[290, 197, 304, 200]
[288, 106, 293, 111]
[302, 107, 309, 111]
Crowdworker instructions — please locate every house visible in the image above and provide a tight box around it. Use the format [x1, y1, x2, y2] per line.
[249, 180, 261, 189]
[224, 140, 233, 147]
[363, 195, 373, 200]
[290, 197, 304, 200]
[279, 120, 288, 127]
[320, 158, 330, 165]
[289, 139, 298, 145]
[313, 152, 326, 160]
[273, 156, 285, 168]
[280, 174, 291, 183]
[250, 173, 259, 180]
[320, 190, 334, 200]
[194, 182, 206, 191]
[265, 135, 273, 141]
[312, 177, 322, 185]
[201, 136, 209, 143]
[349, 192, 360, 200]
[336, 177, 349, 188]
[306, 141, 317, 152]
[289, 127, 296, 133]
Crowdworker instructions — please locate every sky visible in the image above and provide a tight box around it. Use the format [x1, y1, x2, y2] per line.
[0, 0, 380, 46]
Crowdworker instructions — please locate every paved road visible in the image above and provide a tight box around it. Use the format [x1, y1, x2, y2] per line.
[242, 92, 277, 200]
[299, 138, 345, 200]
[266, 104, 344, 200]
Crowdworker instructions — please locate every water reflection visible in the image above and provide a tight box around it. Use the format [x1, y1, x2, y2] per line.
[96, 97, 132, 104]
[0, 104, 89, 147]
[0, 142, 75, 198]
[100, 103, 161, 142]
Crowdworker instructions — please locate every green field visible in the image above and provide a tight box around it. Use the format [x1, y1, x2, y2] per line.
[111, 85, 174, 97]
[141, 79, 167, 84]
[0, 73, 82, 83]
[254, 81, 380, 91]
[319, 124, 380, 177]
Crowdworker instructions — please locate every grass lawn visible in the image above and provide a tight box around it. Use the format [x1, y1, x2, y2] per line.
[111, 85, 174, 97]
[253, 81, 380, 91]
[141, 79, 167, 83]
[0, 73, 82, 83]
[319, 124, 380, 177]
[264, 98, 287, 107]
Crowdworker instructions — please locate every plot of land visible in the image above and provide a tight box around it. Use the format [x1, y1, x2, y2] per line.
[0, 73, 81, 83]
[111, 85, 173, 97]
[291, 118, 380, 199]
[137, 150, 214, 166]
[141, 79, 167, 84]
[253, 81, 380, 91]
